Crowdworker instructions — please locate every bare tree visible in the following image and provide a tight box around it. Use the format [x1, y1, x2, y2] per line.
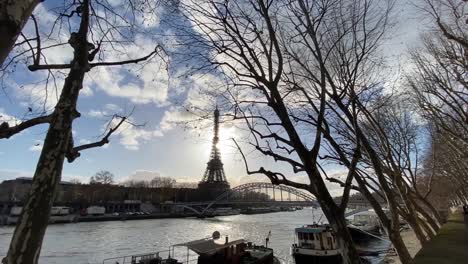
[123, 176, 177, 188]
[149, 176, 176, 188]
[177, 0, 404, 263]
[357, 95, 444, 244]
[409, 0, 467, 151]
[0, 1, 165, 263]
[424, 128, 468, 206]
[406, 0, 468, 212]
[90, 170, 115, 185]
[68, 178, 82, 185]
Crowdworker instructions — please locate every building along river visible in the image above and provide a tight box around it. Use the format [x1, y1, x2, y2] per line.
[0, 208, 389, 264]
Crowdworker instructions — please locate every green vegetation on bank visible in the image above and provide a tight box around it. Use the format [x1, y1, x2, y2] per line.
[413, 213, 468, 264]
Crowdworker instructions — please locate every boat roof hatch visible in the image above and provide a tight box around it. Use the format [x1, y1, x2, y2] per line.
[173, 238, 246, 255]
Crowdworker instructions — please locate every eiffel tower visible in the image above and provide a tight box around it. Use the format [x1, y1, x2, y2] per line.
[198, 108, 230, 198]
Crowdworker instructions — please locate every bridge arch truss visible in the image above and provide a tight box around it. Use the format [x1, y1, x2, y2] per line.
[199, 182, 316, 215]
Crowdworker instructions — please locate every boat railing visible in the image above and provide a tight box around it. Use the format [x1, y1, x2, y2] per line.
[102, 249, 200, 264]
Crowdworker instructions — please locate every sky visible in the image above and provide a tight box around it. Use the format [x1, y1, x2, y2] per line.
[0, 0, 429, 195]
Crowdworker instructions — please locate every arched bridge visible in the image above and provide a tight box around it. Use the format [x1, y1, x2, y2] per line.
[176, 182, 317, 216]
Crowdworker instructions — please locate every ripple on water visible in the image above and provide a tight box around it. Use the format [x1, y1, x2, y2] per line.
[0, 209, 389, 264]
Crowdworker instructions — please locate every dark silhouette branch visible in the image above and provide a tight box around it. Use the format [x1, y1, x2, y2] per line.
[0, 115, 52, 139]
[233, 138, 310, 191]
[28, 46, 164, 71]
[66, 115, 126, 162]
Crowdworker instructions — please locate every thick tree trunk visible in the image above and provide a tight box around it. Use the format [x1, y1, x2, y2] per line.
[403, 211, 428, 245]
[411, 197, 440, 233]
[413, 191, 444, 225]
[396, 199, 428, 246]
[311, 174, 362, 264]
[327, 212, 362, 264]
[2, 1, 89, 263]
[2, 123, 72, 264]
[331, 98, 413, 263]
[417, 215, 436, 240]
[388, 230, 413, 263]
[353, 176, 413, 264]
[0, 0, 40, 67]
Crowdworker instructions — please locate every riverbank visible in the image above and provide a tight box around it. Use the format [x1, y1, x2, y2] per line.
[0, 207, 297, 226]
[384, 212, 468, 264]
[383, 228, 421, 264]
[412, 212, 468, 264]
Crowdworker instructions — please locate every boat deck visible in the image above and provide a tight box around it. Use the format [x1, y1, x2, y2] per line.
[242, 247, 274, 264]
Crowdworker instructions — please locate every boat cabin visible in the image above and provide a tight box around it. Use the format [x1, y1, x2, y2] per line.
[349, 211, 379, 226]
[174, 237, 274, 264]
[293, 225, 339, 251]
[102, 232, 277, 264]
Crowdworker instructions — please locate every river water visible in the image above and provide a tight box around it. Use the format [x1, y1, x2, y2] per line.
[0, 208, 389, 264]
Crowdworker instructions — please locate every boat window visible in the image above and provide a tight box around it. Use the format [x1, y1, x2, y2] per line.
[310, 233, 314, 240]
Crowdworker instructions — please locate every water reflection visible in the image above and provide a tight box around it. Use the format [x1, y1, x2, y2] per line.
[0, 208, 388, 263]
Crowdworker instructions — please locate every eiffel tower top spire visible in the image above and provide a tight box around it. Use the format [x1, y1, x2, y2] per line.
[199, 107, 229, 186]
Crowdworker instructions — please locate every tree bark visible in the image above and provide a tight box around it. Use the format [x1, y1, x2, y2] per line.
[332, 98, 414, 263]
[411, 196, 440, 233]
[414, 191, 444, 225]
[417, 215, 436, 240]
[2, 1, 90, 263]
[353, 175, 413, 264]
[0, 0, 40, 67]
[402, 210, 429, 245]
[310, 172, 362, 264]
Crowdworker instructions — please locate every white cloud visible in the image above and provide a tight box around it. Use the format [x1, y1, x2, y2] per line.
[15, 73, 64, 111]
[0, 169, 91, 184]
[0, 169, 32, 181]
[108, 118, 163, 150]
[81, 85, 94, 97]
[159, 106, 199, 131]
[79, 139, 92, 145]
[87, 34, 171, 106]
[105, 104, 121, 112]
[87, 104, 124, 118]
[119, 170, 162, 183]
[88, 110, 106, 118]
[0, 108, 19, 126]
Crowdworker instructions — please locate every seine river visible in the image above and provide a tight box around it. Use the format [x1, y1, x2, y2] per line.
[0, 208, 388, 263]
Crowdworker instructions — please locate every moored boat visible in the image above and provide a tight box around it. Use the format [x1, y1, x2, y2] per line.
[291, 224, 342, 264]
[103, 231, 280, 264]
[205, 207, 241, 217]
[346, 210, 382, 242]
[7, 206, 77, 225]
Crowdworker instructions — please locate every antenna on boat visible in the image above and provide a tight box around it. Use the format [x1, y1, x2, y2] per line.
[312, 207, 316, 224]
[265, 230, 271, 248]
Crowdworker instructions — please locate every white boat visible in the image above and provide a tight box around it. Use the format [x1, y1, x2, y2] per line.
[51, 206, 70, 216]
[291, 224, 342, 264]
[103, 231, 281, 264]
[7, 206, 77, 225]
[346, 210, 381, 241]
[206, 207, 241, 216]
